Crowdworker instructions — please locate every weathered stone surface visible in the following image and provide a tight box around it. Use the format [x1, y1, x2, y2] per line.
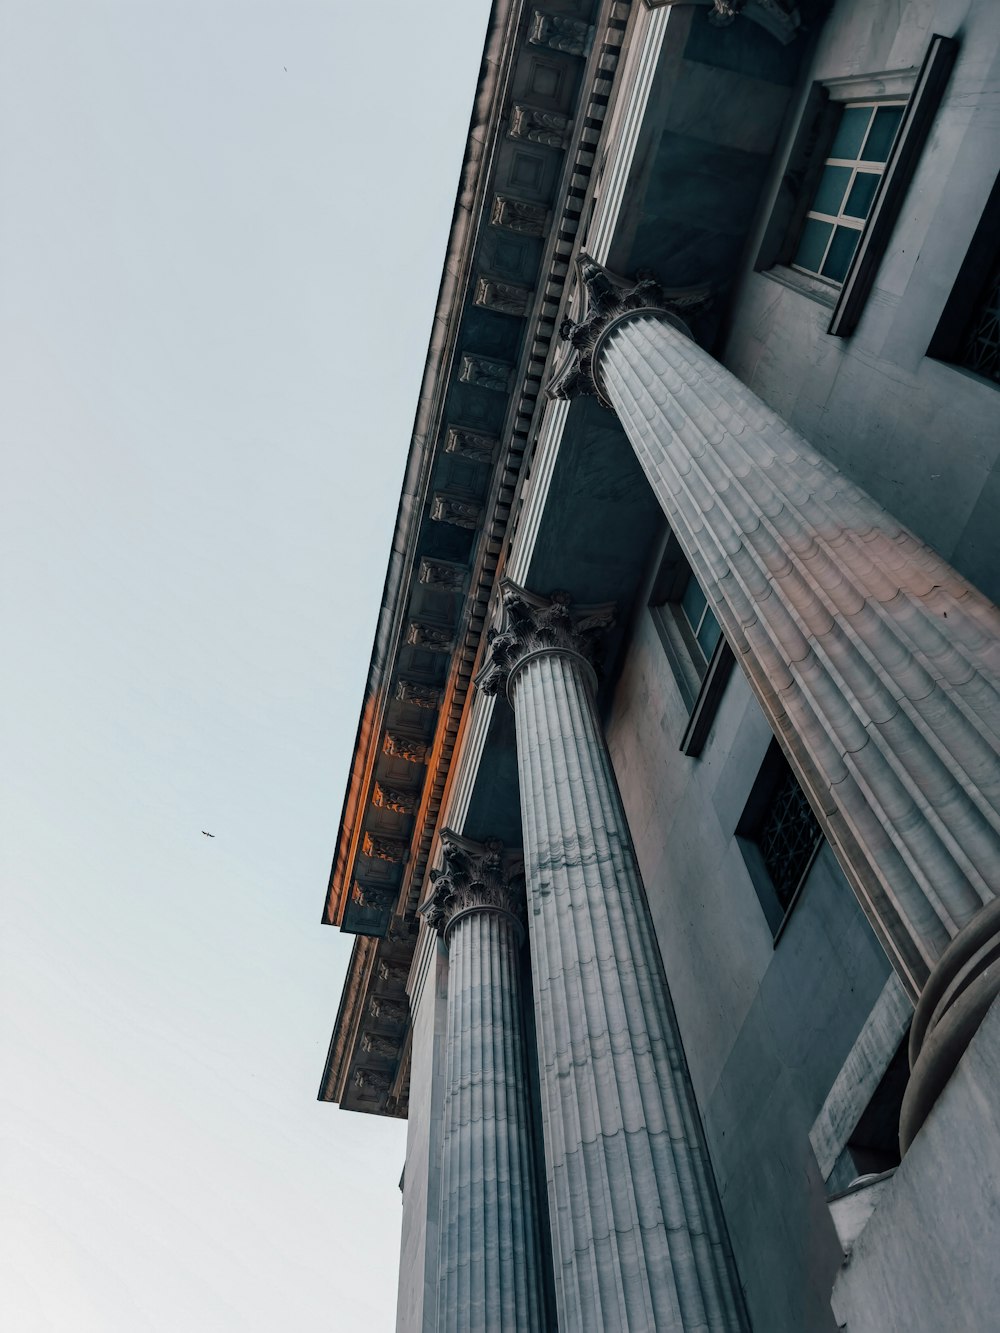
[421, 832, 546, 1331]
[589, 292, 1000, 1000]
[481, 584, 749, 1331]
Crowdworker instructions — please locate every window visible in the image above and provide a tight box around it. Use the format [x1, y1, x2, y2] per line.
[676, 569, 724, 671]
[792, 102, 904, 286]
[737, 740, 824, 937]
[929, 169, 1000, 388]
[649, 536, 735, 757]
[758, 36, 958, 335]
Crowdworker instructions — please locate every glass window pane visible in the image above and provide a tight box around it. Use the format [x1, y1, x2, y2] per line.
[830, 105, 871, 160]
[794, 218, 832, 274]
[844, 170, 880, 219]
[822, 225, 860, 283]
[862, 106, 903, 162]
[680, 574, 707, 635]
[812, 165, 852, 217]
[697, 608, 723, 660]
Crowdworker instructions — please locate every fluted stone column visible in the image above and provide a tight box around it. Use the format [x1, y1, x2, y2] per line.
[550, 258, 1000, 1144]
[479, 588, 749, 1332]
[421, 831, 547, 1333]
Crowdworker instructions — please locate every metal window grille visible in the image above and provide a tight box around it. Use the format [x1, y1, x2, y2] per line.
[960, 257, 1000, 384]
[756, 768, 823, 911]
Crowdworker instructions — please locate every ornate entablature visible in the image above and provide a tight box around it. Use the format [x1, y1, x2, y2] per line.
[420, 830, 526, 944]
[369, 995, 407, 1025]
[490, 195, 549, 237]
[320, 0, 637, 1116]
[372, 782, 419, 816]
[458, 354, 513, 393]
[362, 832, 409, 864]
[395, 680, 443, 710]
[418, 556, 470, 590]
[510, 103, 572, 148]
[405, 622, 454, 653]
[429, 492, 483, 530]
[477, 579, 616, 703]
[383, 732, 429, 764]
[474, 277, 532, 318]
[528, 11, 594, 57]
[443, 427, 499, 465]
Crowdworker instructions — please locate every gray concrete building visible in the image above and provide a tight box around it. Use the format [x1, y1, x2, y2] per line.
[318, 1, 1000, 1328]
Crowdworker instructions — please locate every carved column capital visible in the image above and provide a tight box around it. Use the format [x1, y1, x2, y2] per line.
[476, 578, 615, 703]
[421, 829, 526, 944]
[547, 254, 709, 409]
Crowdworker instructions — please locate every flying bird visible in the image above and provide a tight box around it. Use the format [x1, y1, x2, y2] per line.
[201, 831, 215, 838]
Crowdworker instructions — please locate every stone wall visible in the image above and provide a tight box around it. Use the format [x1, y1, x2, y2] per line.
[607, 609, 892, 1332]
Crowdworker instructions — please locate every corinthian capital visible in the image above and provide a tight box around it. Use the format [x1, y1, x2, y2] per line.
[547, 254, 709, 408]
[420, 830, 526, 943]
[476, 578, 615, 701]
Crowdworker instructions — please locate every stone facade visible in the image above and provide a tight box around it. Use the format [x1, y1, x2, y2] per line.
[320, 2, 1000, 1329]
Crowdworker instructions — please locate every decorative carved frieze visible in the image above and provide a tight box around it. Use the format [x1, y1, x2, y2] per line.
[490, 195, 549, 237]
[369, 995, 408, 1024]
[395, 679, 443, 710]
[405, 622, 454, 653]
[477, 579, 615, 701]
[377, 959, 409, 984]
[354, 1068, 393, 1094]
[383, 732, 429, 764]
[474, 276, 531, 318]
[510, 103, 571, 148]
[528, 11, 594, 56]
[430, 492, 483, 530]
[418, 557, 469, 591]
[361, 1032, 400, 1059]
[444, 426, 498, 465]
[458, 353, 512, 393]
[352, 881, 394, 910]
[362, 832, 409, 863]
[372, 782, 418, 816]
[548, 254, 709, 409]
[421, 830, 526, 942]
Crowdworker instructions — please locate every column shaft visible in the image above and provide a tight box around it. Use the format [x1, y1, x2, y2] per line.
[510, 647, 747, 1332]
[433, 896, 546, 1330]
[599, 312, 1000, 995]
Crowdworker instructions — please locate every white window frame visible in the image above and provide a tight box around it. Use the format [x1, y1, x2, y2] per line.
[790, 99, 906, 288]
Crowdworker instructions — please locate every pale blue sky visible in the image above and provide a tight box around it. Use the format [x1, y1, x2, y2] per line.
[0, 3, 490, 1328]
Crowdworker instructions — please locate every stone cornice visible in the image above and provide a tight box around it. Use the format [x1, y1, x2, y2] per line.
[321, 0, 525, 935]
[322, 0, 640, 1115]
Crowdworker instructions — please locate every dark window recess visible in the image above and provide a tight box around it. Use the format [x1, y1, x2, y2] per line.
[737, 740, 824, 937]
[827, 1039, 910, 1194]
[960, 259, 1000, 383]
[929, 169, 1000, 388]
[756, 766, 824, 913]
[649, 535, 735, 757]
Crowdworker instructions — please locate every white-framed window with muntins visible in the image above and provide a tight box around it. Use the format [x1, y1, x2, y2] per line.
[792, 101, 904, 286]
[677, 570, 723, 670]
